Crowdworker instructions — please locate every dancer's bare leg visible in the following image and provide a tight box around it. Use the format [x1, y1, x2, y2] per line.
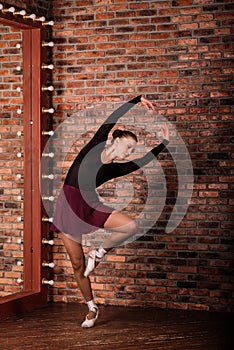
[84, 211, 137, 277]
[61, 233, 97, 320]
[103, 211, 138, 250]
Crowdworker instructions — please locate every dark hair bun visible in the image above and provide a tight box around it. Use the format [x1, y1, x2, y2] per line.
[112, 129, 124, 139]
[112, 129, 138, 142]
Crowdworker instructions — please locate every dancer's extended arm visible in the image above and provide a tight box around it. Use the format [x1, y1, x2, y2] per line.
[89, 95, 142, 145]
[96, 139, 169, 187]
[96, 122, 170, 187]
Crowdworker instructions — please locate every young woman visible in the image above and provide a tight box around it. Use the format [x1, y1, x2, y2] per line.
[50, 95, 169, 328]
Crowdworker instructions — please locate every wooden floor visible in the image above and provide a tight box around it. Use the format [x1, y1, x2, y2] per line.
[0, 303, 233, 350]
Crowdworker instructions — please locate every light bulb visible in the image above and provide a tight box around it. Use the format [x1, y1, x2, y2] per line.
[42, 216, 53, 222]
[34, 16, 45, 22]
[42, 196, 55, 202]
[42, 20, 54, 26]
[14, 10, 26, 16]
[42, 41, 54, 47]
[42, 152, 54, 158]
[23, 13, 36, 20]
[42, 107, 54, 114]
[42, 174, 54, 180]
[41, 63, 54, 70]
[42, 85, 54, 92]
[42, 279, 54, 286]
[2, 6, 15, 14]
[42, 130, 54, 136]
[42, 238, 54, 245]
[42, 261, 55, 268]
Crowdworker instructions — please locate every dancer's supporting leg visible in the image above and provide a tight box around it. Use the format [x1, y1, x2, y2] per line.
[84, 211, 137, 277]
[61, 233, 98, 327]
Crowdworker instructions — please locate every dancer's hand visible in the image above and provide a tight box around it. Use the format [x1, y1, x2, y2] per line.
[160, 122, 170, 142]
[140, 96, 155, 110]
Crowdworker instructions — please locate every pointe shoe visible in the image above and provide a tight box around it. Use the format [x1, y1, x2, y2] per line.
[84, 250, 102, 278]
[81, 307, 99, 328]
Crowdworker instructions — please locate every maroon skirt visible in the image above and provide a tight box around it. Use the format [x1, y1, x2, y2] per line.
[50, 184, 114, 240]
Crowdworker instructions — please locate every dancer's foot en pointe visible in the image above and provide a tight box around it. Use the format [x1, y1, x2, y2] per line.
[84, 247, 107, 278]
[81, 299, 99, 328]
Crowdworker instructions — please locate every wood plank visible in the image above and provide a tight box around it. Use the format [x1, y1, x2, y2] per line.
[0, 304, 233, 349]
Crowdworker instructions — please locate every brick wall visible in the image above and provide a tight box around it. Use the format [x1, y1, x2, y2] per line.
[48, 0, 234, 312]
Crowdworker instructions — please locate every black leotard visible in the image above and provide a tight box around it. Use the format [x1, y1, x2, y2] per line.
[65, 95, 169, 190]
[51, 96, 169, 238]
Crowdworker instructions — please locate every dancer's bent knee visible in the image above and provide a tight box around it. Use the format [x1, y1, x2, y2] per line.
[127, 220, 138, 234]
[104, 211, 138, 234]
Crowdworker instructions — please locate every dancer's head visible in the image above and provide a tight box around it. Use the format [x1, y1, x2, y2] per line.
[111, 129, 138, 160]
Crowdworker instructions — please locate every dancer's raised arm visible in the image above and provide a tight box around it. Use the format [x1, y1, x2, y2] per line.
[92, 95, 155, 143]
[95, 122, 170, 187]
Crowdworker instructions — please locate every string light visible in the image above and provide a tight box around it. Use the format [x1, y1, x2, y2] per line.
[42, 152, 54, 158]
[42, 41, 54, 47]
[42, 130, 54, 136]
[42, 174, 54, 180]
[42, 238, 54, 245]
[42, 107, 54, 114]
[23, 13, 36, 20]
[2, 6, 15, 14]
[16, 173, 23, 180]
[42, 216, 53, 222]
[42, 85, 54, 92]
[42, 261, 55, 268]
[42, 195, 55, 202]
[42, 20, 54, 26]
[42, 279, 54, 286]
[41, 63, 54, 70]
[34, 16, 45, 22]
[14, 10, 26, 16]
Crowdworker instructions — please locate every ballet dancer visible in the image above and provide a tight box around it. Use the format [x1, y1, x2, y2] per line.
[50, 95, 169, 328]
